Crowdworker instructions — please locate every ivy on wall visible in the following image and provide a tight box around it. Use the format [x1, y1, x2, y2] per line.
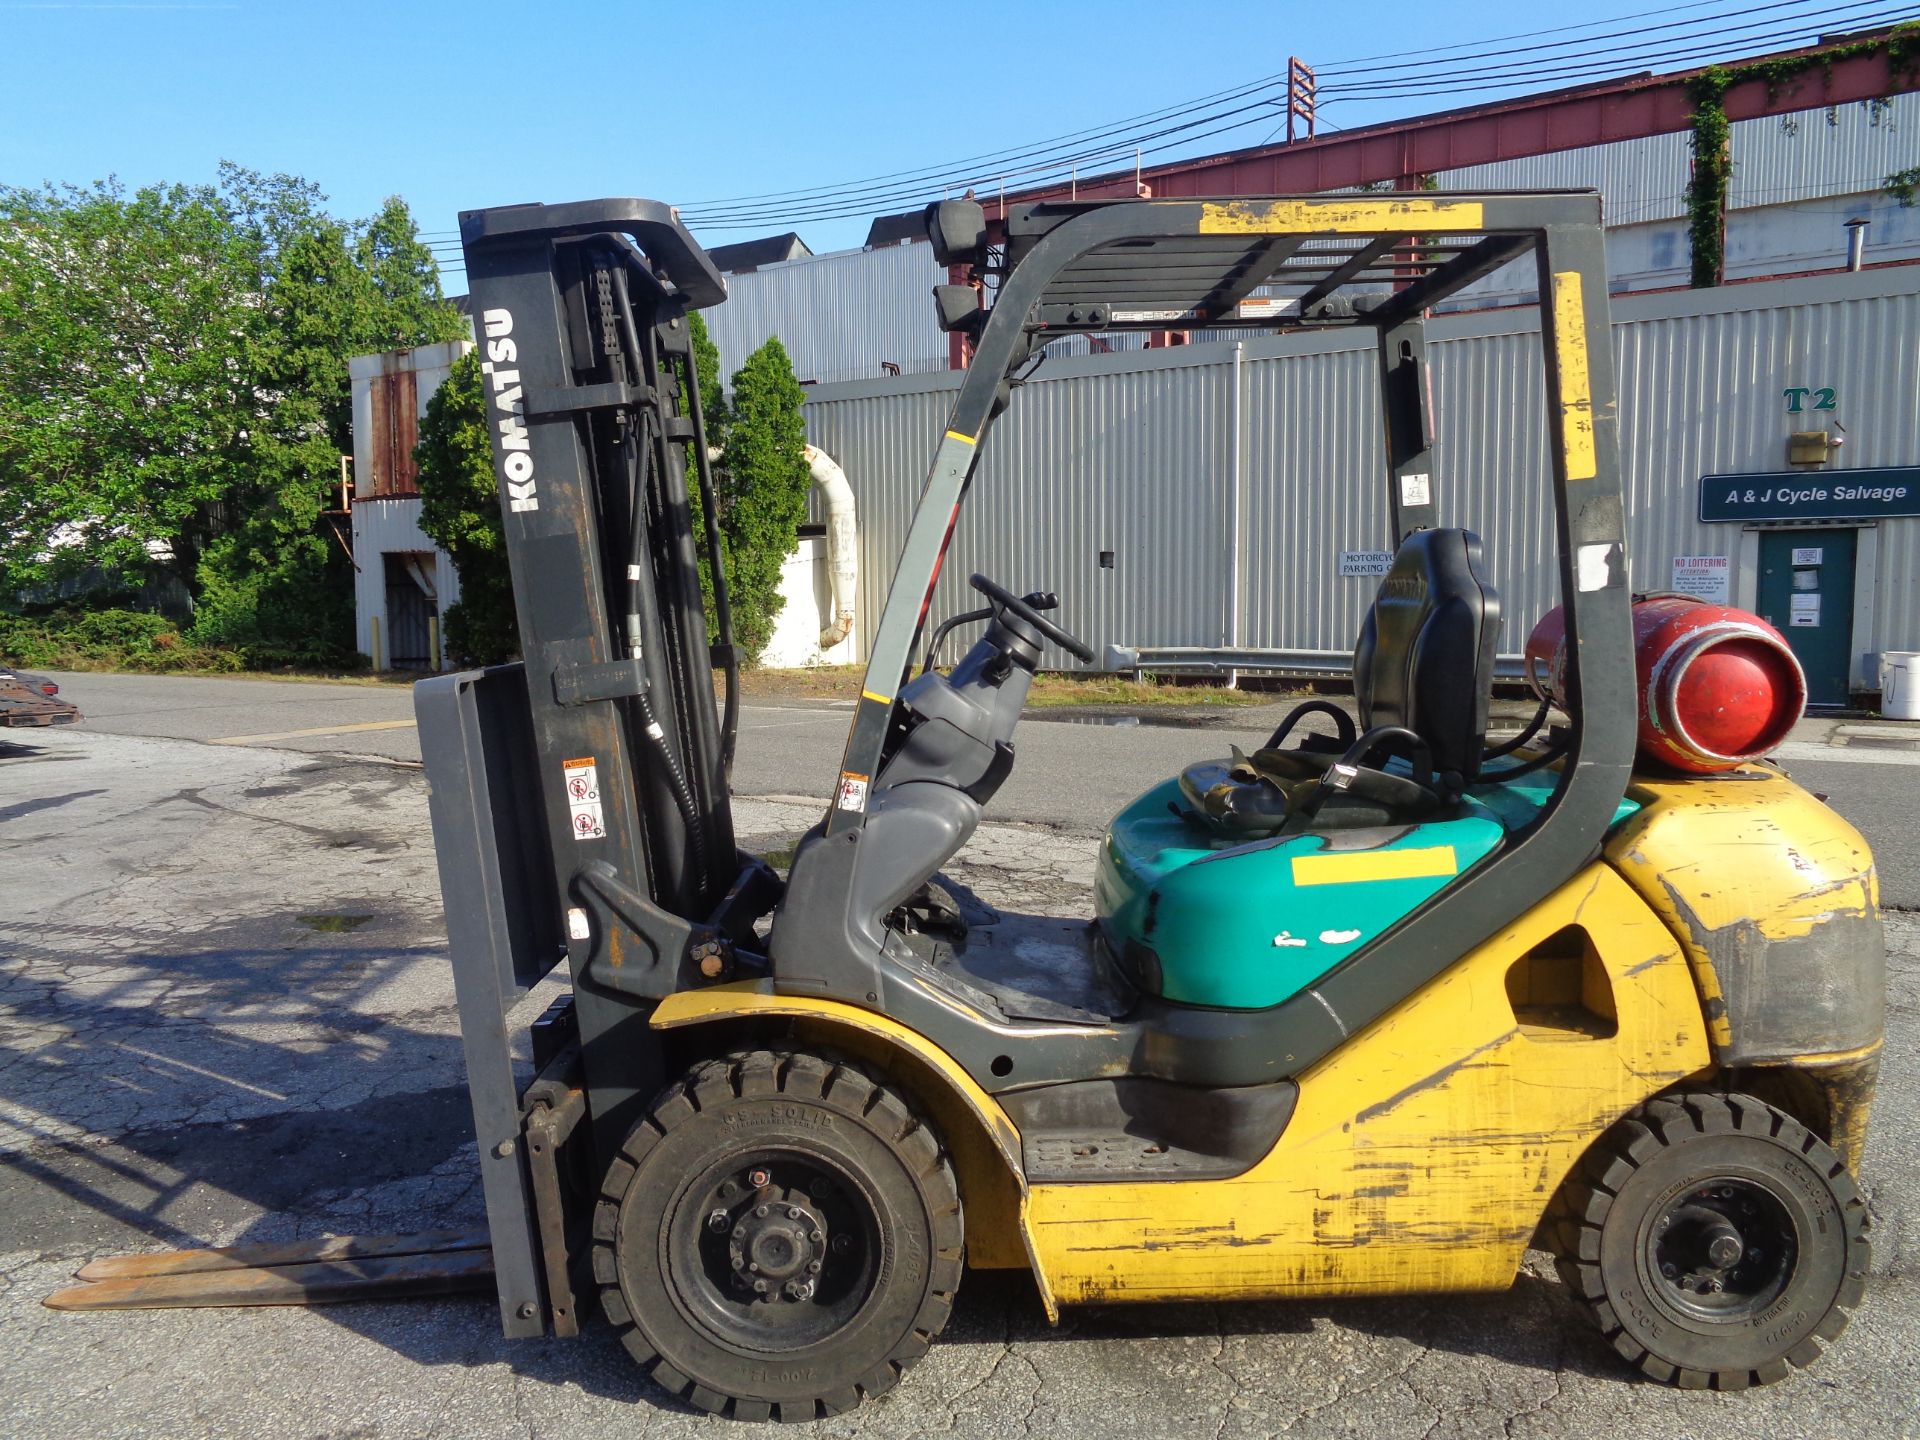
[1684, 24, 1920, 287]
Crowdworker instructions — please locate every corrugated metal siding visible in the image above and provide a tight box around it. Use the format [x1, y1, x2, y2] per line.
[703, 241, 947, 387]
[1729, 91, 1920, 210]
[349, 497, 460, 665]
[1238, 335, 1386, 651]
[1437, 132, 1694, 225]
[804, 268, 1920, 684]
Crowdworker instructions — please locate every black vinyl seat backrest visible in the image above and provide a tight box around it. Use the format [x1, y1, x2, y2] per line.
[1351, 528, 1502, 787]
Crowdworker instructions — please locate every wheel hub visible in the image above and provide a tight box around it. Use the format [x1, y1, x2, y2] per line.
[1649, 1180, 1795, 1318]
[726, 1183, 828, 1298]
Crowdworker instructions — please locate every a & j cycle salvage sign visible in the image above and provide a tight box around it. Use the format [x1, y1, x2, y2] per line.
[1699, 467, 1920, 524]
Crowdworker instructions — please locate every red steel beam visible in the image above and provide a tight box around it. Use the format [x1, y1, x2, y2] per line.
[991, 36, 1919, 216]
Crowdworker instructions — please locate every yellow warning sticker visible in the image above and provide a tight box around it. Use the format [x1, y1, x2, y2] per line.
[1550, 269, 1598, 482]
[1291, 845, 1458, 887]
[1198, 198, 1484, 235]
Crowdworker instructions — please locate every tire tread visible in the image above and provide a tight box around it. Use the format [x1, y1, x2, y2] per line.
[593, 1045, 963, 1420]
[1546, 1089, 1870, 1390]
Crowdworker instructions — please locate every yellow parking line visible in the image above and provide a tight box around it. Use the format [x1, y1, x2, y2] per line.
[207, 719, 417, 746]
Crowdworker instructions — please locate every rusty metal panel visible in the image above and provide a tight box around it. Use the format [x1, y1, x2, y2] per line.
[362, 367, 421, 498]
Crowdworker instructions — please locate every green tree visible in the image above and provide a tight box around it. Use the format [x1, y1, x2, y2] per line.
[191, 190, 464, 662]
[415, 349, 519, 664]
[0, 165, 462, 665]
[0, 178, 261, 597]
[680, 309, 727, 633]
[719, 337, 811, 664]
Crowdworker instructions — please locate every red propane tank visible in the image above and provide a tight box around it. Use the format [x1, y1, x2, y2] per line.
[1524, 596, 1807, 775]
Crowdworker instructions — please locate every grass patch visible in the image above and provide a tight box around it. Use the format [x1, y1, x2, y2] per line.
[738, 664, 1264, 708]
[1026, 673, 1261, 708]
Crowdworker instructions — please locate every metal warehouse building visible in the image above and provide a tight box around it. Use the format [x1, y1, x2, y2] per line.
[801, 265, 1920, 707]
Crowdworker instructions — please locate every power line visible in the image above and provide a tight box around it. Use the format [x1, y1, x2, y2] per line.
[1319, 4, 1914, 94]
[676, 3, 1911, 231]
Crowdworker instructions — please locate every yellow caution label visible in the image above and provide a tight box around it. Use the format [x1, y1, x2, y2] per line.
[860, 689, 893, 705]
[944, 429, 978, 446]
[1198, 198, 1484, 235]
[1291, 845, 1459, 887]
[1550, 270, 1598, 481]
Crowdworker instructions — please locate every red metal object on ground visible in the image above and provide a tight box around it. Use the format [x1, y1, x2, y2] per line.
[1525, 597, 1806, 774]
[0, 670, 80, 727]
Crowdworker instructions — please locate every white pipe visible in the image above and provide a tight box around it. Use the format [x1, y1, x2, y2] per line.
[1845, 219, 1869, 272]
[805, 444, 858, 650]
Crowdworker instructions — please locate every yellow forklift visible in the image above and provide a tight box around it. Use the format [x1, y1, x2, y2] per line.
[410, 192, 1881, 1418]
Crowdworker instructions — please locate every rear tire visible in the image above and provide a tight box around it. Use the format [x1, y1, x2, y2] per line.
[593, 1049, 963, 1421]
[1551, 1092, 1870, 1390]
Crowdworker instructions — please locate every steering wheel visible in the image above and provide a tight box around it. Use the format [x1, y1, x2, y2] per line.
[969, 574, 1095, 662]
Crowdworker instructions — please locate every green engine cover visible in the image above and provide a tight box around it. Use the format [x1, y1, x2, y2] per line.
[1094, 768, 1641, 1011]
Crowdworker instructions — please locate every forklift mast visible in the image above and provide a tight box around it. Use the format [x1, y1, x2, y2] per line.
[416, 201, 777, 1339]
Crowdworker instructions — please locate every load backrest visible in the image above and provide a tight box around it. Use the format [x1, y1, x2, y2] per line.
[1351, 529, 1502, 787]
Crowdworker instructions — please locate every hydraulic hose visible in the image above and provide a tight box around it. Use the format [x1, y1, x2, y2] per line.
[609, 263, 709, 883]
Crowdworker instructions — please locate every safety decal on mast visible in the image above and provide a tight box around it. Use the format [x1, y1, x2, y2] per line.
[835, 770, 870, 813]
[562, 756, 605, 840]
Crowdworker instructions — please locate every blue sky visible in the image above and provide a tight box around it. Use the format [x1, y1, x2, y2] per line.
[2, 0, 1904, 289]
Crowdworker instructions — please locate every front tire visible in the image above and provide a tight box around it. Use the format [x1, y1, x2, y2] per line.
[1552, 1092, 1870, 1390]
[593, 1049, 963, 1421]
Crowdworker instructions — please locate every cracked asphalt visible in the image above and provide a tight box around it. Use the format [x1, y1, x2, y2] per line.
[1, 709, 1917, 1439]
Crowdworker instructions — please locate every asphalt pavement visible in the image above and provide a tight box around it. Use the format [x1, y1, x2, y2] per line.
[2, 673, 1917, 1439]
[39, 669, 1920, 905]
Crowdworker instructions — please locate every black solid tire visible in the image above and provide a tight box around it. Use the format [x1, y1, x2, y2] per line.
[1551, 1092, 1870, 1391]
[592, 1049, 964, 1421]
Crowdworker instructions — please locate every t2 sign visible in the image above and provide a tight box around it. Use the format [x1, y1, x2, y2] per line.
[1783, 387, 1836, 414]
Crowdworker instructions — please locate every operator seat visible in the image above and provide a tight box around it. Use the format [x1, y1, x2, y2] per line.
[1180, 528, 1502, 833]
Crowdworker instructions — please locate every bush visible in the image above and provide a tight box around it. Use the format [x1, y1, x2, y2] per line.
[720, 337, 812, 665]
[415, 349, 520, 665]
[0, 606, 350, 673]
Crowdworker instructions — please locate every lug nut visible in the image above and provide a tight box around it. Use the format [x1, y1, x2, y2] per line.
[809, 1229, 824, 1244]
[749, 1169, 770, 1187]
[753, 1279, 768, 1294]
[808, 1260, 822, 1274]
[789, 1206, 804, 1220]
[755, 1204, 769, 1218]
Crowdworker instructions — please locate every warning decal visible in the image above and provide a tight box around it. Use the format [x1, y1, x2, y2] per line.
[835, 770, 870, 813]
[562, 756, 605, 841]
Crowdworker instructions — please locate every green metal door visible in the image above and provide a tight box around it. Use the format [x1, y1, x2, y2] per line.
[1756, 529, 1856, 707]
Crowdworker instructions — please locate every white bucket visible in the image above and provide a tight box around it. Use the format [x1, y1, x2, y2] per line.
[1884, 652, 1920, 721]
